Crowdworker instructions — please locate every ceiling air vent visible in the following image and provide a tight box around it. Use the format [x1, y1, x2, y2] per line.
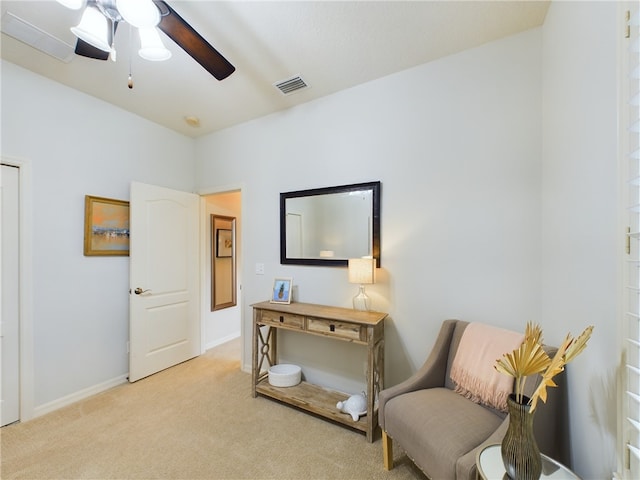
[1, 12, 74, 63]
[273, 75, 309, 96]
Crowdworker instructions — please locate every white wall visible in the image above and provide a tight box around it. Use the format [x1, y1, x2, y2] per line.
[196, 28, 543, 393]
[541, 2, 619, 477]
[1, 61, 196, 413]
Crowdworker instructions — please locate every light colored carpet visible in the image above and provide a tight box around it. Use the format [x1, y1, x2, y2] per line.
[1, 338, 426, 479]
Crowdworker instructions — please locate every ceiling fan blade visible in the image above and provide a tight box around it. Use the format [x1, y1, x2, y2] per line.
[74, 20, 118, 61]
[75, 39, 110, 60]
[154, 1, 235, 81]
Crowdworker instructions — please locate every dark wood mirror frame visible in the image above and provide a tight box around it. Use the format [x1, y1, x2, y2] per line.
[280, 181, 381, 267]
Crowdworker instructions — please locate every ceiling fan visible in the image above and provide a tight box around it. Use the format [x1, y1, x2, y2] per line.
[56, 0, 235, 81]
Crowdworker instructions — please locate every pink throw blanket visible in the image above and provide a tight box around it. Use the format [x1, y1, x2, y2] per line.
[450, 322, 524, 412]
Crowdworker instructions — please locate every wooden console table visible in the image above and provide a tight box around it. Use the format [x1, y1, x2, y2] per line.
[251, 301, 387, 442]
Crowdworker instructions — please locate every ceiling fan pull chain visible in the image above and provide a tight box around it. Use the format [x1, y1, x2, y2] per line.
[127, 23, 133, 89]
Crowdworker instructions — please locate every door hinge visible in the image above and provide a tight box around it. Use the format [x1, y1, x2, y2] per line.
[627, 226, 632, 255]
[627, 10, 631, 39]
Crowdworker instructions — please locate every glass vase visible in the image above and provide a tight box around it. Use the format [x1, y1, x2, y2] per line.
[501, 394, 542, 480]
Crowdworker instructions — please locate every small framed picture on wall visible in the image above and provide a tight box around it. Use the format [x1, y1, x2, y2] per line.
[270, 277, 292, 304]
[216, 228, 233, 258]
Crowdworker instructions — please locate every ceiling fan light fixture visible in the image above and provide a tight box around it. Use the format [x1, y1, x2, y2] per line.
[70, 5, 110, 52]
[138, 27, 171, 61]
[116, 0, 160, 28]
[56, 0, 86, 10]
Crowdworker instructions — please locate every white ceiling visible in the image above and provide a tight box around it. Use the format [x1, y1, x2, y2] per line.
[0, 1, 549, 138]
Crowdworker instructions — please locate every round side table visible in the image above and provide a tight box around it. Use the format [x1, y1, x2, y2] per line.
[476, 444, 581, 480]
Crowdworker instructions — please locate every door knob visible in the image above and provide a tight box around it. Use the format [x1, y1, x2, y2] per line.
[134, 287, 151, 295]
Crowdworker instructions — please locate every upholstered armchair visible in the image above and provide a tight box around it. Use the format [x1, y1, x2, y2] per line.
[378, 319, 570, 480]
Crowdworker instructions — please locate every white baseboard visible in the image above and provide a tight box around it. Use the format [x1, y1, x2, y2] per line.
[33, 374, 128, 419]
[33, 334, 241, 420]
[205, 332, 240, 351]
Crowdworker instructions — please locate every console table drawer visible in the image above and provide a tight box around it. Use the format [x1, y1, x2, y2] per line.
[259, 310, 305, 330]
[307, 317, 363, 341]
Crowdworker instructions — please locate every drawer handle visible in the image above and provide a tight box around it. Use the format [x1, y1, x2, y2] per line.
[279, 316, 284, 323]
[330, 324, 335, 332]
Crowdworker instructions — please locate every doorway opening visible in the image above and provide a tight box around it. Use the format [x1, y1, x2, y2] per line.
[1, 158, 34, 425]
[2, 164, 20, 426]
[202, 190, 242, 359]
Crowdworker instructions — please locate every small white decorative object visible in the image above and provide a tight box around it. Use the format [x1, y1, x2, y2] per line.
[268, 364, 301, 387]
[336, 392, 367, 421]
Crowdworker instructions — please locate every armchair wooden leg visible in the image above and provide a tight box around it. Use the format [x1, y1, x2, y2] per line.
[382, 430, 393, 470]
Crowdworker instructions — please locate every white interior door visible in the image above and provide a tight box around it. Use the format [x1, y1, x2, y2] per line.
[129, 182, 200, 382]
[1, 164, 20, 426]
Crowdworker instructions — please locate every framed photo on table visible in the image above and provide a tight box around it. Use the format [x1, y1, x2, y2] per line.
[270, 277, 292, 304]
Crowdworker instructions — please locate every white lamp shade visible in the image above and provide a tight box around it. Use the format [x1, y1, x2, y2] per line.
[348, 258, 375, 285]
[56, 0, 86, 10]
[70, 6, 110, 52]
[138, 28, 171, 61]
[116, 0, 160, 28]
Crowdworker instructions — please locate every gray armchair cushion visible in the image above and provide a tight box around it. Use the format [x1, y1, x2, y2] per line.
[384, 387, 503, 480]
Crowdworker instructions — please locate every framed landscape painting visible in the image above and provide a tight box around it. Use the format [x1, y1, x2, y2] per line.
[84, 195, 130, 256]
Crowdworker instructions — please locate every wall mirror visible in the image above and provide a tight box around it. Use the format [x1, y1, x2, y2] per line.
[211, 214, 236, 310]
[280, 181, 380, 267]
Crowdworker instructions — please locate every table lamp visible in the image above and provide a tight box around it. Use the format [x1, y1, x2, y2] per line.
[348, 258, 375, 311]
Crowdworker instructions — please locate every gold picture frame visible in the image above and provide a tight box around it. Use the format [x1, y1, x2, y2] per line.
[84, 195, 130, 256]
[211, 215, 237, 311]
